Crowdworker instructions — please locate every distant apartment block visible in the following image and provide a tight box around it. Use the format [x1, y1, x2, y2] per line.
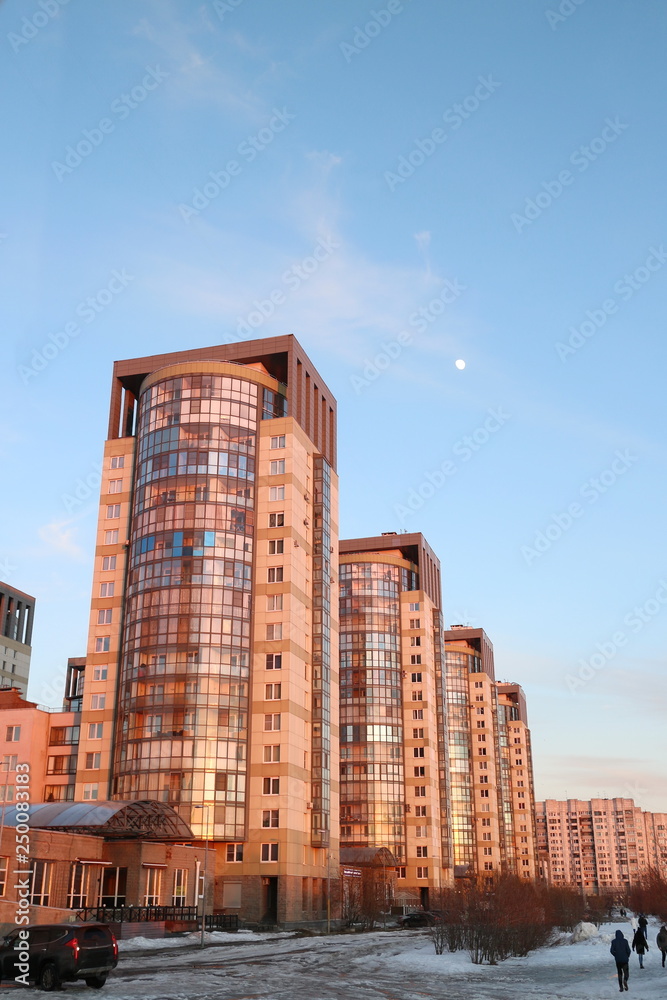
[338, 533, 452, 908]
[444, 627, 538, 881]
[536, 798, 667, 892]
[0, 582, 34, 696]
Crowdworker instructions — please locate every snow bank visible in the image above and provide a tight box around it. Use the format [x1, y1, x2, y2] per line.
[570, 921, 600, 943]
[118, 929, 297, 952]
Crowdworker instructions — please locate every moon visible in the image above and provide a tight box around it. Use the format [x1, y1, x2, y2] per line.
[455, 359, 466, 370]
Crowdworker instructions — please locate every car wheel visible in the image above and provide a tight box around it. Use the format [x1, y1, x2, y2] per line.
[39, 962, 61, 992]
[85, 975, 108, 989]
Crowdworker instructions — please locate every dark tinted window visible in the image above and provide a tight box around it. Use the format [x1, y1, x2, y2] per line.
[26, 928, 51, 946]
[82, 927, 111, 944]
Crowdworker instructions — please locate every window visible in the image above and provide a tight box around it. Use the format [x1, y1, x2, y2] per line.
[85, 752, 101, 769]
[412, 709, 423, 720]
[106, 504, 121, 519]
[261, 843, 279, 862]
[267, 594, 283, 611]
[266, 654, 282, 670]
[263, 777, 280, 794]
[480, 789, 489, 798]
[144, 867, 161, 906]
[104, 530, 119, 544]
[268, 539, 284, 554]
[415, 805, 427, 817]
[46, 755, 76, 775]
[410, 636, 421, 647]
[265, 683, 281, 700]
[99, 582, 115, 598]
[262, 809, 279, 828]
[264, 714, 281, 731]
[415, 786, 426, 797]
[0, 856, 7, 896]
[476, 707, 485, 715]
[411, 672, 422, 683]
[479, 775, 488, 784]
[49, 726, 79, 746]
[270, 435, 285, 449]
[30, 861, 52, 906]
[416, 846, 428, 858]
[83, 784, 99, 800]
[409, 619, 421, 629]
[270, 460, 285, 475]
[110, 456, 124, 469]
[395, 866, 406, 878]
[226, 844, 243, 862]
[0, 784, 14, 802]
[416, 866, 429, 878]
[410, 655, 422, 665]
[95, 637, 110, 653]
[266, 624, 282, 640]
[481, 818, 491, 827]
[88, 723, 103, 739]
[483, 847, 492, 856]
[102, 555, 117, 570]
[68, 863, 88, 908]
[409, 602, 420, 611]
[411, 691, 423, 701]
[267, 567, 284, 583]
[269, 513, 285, 527]
[413, 767, 425, 777]
[413, 728, 424, 739]
[476, 721, 485, 728]
[477, 734, 486, 742]
[415, 826, 427, 837]
[482, 832, 492, 841]
[108, 479, 123, 493]
[263, 745, 280, 762]
[5, 726, 20, 743]
[474, 681, 483, 688]
[97, 609, 112, 625]
[92, 666, 107, 681]
[413, 747, 425, 758]
[172, 869, 187, 905]
[484, 862, 494, 871]
[269, 486, 285, 501]
[90, 694, 106, 710]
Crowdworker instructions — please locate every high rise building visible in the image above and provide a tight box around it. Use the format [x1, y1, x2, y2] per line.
[444, 627, 537, 881]
[536, 798, 667, 892]
[0, 582, 34, 696]
[73, 336, 339, 925]
[338, 533, 452, 907]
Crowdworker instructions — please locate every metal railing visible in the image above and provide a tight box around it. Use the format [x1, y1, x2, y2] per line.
[76, 905, 198, 923]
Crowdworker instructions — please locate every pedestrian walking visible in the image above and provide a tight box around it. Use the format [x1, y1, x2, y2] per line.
[638, 913, 648, 941]
[632, 928, 649, 969]
[656, 925, 667, 968]
[611, 929, 631, 992]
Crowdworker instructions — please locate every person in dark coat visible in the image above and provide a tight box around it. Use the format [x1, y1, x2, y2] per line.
[632, 927, 649, 968]
[638, 913, 648, 941]
[611, 930, 631, 991]
[656, 925, 667, 968]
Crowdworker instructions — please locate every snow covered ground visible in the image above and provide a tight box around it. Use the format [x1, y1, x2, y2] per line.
[12, 918, 667, 998]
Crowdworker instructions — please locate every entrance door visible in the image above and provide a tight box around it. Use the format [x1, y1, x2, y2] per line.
[261, 877, 278, 923]
[420, 886, 429, 910]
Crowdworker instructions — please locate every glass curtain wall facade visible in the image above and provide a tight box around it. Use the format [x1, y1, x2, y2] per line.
[113, 368, 267, 838]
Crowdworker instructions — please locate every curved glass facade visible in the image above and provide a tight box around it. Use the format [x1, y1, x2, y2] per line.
[113, 369, 263, 838]
[339, 562, 405, 859]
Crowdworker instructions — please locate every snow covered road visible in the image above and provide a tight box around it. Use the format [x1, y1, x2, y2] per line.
[10, 921, 667, 1000]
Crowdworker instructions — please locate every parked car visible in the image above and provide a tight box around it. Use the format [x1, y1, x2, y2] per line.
[0, 923, 118, 990]
[400, 911, 438, 928]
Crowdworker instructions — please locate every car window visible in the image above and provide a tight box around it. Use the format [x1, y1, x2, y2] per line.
[47, 927, 67, 943]
[83, 927, 110, 944]
[26, 928, 51, 946]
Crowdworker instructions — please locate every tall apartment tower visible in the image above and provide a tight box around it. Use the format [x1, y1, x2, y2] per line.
[339, 533, 452, 907]
[74, 336, 339, 925]
[444, 627, 537, 881]
[0, 582, 35, 696]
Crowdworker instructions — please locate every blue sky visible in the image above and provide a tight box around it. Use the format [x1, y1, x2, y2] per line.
[1, 0, 666, 810]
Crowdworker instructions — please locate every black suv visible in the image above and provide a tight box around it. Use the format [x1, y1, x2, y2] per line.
[400, 911, 438, 928]
[0, 923, 118, 990]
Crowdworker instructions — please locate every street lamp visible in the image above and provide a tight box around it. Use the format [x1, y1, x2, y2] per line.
[193, 804, 210, 950]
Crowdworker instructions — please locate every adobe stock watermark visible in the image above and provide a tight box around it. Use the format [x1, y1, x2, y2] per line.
[179, 108, 295, 223]
[350, 278, 467, 394]
[221, 235, 340, 343]
[511, 117, 628, 233]
[565, 579, 667, 694]
[340, 0, 413, 63]
[394, 407, 510, 522]
[521, 450, 637, 566]
[18, 269, 134, 385]
[555, 245, 667, 361]
[51, 66, 169, 181]
[385, 75, 501, 191]
[545, 0, 586, 30]
[213, 0, 244, 20]
[13, 761, 32, 987]
[7, 0, 69, 54]
[0, 557, 17, 580]
[61, 462, 103, 515]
